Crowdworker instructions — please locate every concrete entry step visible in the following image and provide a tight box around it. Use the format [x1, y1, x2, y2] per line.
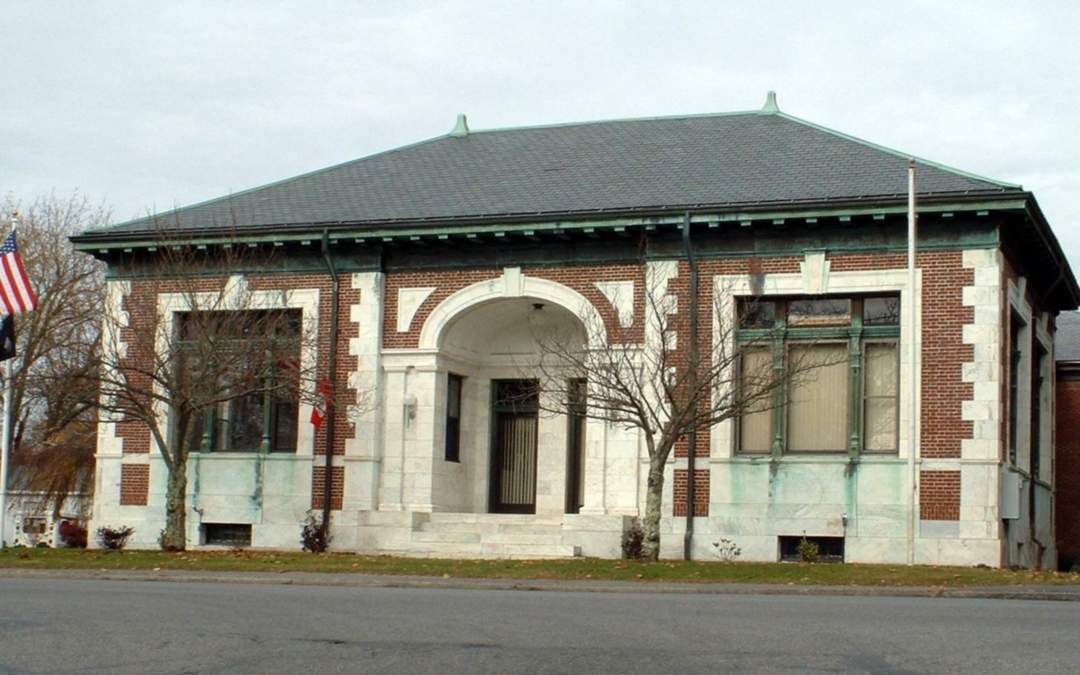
[404, 512, 582, 558]
[426, 513, 564, 526]
[480, 543, 582, 558]
[410, 530, 483, 544]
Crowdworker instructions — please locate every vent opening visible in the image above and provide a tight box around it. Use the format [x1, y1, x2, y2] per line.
[779, 535, 844, 563]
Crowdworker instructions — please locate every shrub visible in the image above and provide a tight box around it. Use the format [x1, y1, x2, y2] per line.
[58, 521, 87, 548]
[97, 526, 134, 550]
[797, 536, 819, 564]
[712, 538, 742, 562]
[621, 518, 644, 560]
[301, 511, 332, 553]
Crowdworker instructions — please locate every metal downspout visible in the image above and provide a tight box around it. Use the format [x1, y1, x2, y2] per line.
[321, 230, 340, 539]
[682, 211, 699, 561]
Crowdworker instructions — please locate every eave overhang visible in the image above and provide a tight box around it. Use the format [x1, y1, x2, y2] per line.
[72, 190, 1020, 248]
[70, 189, 1079, 311]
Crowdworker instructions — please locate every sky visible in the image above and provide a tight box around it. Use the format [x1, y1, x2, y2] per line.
[2, 1, 1078, 268]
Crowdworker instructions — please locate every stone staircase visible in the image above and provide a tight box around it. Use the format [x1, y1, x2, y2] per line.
[356, 511, 582, 559]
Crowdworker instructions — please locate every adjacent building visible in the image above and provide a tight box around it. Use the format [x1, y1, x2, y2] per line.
[1055, 311, 1080, 570]
[72, 94, 1078, 566]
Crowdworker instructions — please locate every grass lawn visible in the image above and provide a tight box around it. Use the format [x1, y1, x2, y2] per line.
[2, 547, 1078, 587]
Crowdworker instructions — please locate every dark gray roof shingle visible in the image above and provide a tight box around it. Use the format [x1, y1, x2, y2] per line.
[94, 110, 1018, 236]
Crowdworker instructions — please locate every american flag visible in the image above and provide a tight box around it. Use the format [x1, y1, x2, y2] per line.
[0, 231, 38, 315]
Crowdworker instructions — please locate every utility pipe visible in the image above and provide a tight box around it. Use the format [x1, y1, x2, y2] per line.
[320, 230, 340, 539]
[682, 211, 699, 560]
[906, 161, 918, 566]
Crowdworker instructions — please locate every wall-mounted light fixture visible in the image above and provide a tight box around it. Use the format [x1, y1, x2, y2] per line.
[403, 393, 418, 426]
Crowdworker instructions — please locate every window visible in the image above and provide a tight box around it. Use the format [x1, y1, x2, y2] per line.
[445, 373, 463, 462]
[1032, 344, 1047, 480]
[565, 378, 587, 514]
[863, 342, 899, 452]
[1008, 314, 1024, 465]
[736, 295, 900, 456]
[180, 309, 302, 454]
[22, 517, 47, 535]
[738, 348, 774, 453]
[788, 343, 849, 452]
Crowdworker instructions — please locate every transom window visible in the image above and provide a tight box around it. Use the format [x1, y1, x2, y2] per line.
[737, 295, 900, 456]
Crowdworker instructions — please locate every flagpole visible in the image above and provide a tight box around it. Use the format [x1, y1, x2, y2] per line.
[906, 160, 918, 566]
[0, 357, 12, 547]
[0, 213, 15, 547]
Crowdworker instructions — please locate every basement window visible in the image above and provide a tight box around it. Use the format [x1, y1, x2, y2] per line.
[779, 535, 845, 563]
[203, 523, 252, 547]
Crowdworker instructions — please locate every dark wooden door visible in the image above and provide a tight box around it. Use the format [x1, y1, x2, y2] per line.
[490, 380, 539, 514]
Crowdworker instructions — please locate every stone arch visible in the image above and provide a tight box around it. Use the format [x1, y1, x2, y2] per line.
[417, 268, 607, 350]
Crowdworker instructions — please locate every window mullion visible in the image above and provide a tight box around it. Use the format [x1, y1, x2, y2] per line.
[848, 311, 863, 460]
[770, 321, 786, 458]
[261, 359, 274, 453]
[201, 408, 214, 452]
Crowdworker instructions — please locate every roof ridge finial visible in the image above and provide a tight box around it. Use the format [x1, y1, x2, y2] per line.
[761, 90, 779, 114]
[450, 113, 469, 137]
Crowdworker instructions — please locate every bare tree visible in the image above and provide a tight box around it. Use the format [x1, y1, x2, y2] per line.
[525, 267, 823, 561]
[84, 235, 321, 550]
[2, 193, 107, 513]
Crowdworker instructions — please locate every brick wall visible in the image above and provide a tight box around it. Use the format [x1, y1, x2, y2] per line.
[383, 269, 498, 348]
[382, 264, 643, 349]
[311, 466, 344, 510]
[119, 464, 149, 506]
[919, 469, 961, 520]
[1056, 375, 1080, 567]
[672, 469, 709, 516]
[114, 273, 358, 458]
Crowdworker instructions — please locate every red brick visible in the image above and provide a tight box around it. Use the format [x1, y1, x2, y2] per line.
[919, 470, 960, 520]
[311, 466, 344, 510]
[119, 464, 149, 506]
[673, 469, 709, 516]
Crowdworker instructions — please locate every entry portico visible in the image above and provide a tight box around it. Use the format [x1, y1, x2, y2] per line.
[364, 268, 633, 557]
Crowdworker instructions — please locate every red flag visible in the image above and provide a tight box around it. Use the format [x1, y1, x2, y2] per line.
[310, 378, 333, 429]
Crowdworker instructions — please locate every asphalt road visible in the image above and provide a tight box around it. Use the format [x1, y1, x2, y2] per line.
[1, 578, 1078, 674]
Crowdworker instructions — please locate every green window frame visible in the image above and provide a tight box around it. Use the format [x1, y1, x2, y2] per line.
[736, 295, 901, 457]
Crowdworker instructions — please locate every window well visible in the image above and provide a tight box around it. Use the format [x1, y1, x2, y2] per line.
[779, 535, 845, 563]
[204, 523, 252, 547]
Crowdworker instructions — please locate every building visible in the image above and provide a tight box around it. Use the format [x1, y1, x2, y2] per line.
[2, 465, 90, 548]
[1055, 311, 1080, 571]
[72, 94, 1078, 566]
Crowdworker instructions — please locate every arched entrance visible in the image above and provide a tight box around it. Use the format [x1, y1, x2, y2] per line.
[432, 294, 590, 515]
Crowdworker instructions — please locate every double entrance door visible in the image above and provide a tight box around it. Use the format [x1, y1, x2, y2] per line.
[487, 378, 587, 515]
[490, 380, 539, 514]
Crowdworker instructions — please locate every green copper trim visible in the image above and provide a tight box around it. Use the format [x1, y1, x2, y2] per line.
[75, 199, 1022, 254]
[449, 113, 470, 138]
[760, 91, 780, 114]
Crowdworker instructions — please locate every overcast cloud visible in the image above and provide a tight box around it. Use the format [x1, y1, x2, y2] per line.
[2, 1, 1078, 269]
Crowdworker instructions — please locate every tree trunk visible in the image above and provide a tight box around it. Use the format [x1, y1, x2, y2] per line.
[641, 459, 666, 562]
[161, 462, 188, 551]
